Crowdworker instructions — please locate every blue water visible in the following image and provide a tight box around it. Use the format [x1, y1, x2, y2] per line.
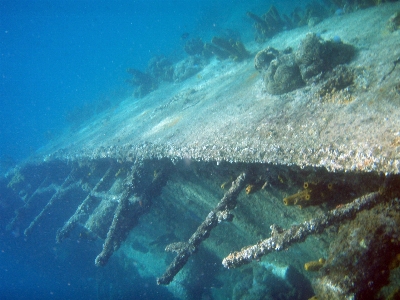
[1, 0, 313, 299]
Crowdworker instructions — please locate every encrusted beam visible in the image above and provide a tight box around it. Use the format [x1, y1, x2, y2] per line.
[7, 176, 51, 231]
[56, 167, 113, 243]
[95, 186, 142, 266]
[24, 169, 79, 236]
[95, 162, 145, 266]
[157, 172, 247, 285]
[95, 159, 170, 266]
[222, 190, 382, 269]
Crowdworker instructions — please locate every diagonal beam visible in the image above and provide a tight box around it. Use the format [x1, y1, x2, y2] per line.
[157, 172, 247, 285]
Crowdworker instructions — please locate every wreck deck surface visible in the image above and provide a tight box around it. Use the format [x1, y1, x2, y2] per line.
[3, 3, 400, 300]
[39, 3, 400, 174]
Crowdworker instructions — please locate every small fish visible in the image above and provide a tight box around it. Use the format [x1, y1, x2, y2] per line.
[181, 32, 190, 40]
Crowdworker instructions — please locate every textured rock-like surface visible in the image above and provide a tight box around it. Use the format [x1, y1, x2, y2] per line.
[295, 33, 327, 82]
[294, 33, 355, 83]
[264, 52, 304, 94]
[314, 199, 400, 299]
[39, 3, 400, 174]
[254, 46, 279, 72]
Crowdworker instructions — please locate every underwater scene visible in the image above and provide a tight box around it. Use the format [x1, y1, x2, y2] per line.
[1, 0, 400, 299]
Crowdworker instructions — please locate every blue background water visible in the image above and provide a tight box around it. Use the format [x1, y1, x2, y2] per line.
[1, 0, 310, 299]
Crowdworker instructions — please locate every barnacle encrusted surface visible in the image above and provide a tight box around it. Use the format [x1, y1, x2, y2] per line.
[39, 3, 400, 175]
[314, 199, 400, 299]
[314, 65, 355, 100]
